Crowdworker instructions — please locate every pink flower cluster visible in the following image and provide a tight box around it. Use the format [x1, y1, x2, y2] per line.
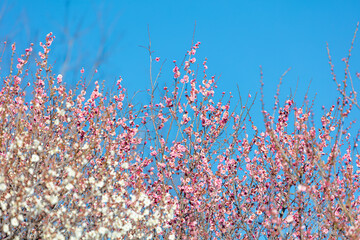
[0, 31, 359, 239]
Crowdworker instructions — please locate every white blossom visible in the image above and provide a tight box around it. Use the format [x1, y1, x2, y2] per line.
[98, 227, 107, 235]
[75, 227, 83, 238]
[45, 195, 58, 205]
[81, 143, 89, 150]
[118, 179, 125, 187]
[66, 167, 76, 178]
[16, 138, 23, 147]
[96, 181, 104, 189]
[297, 184, 307, 192]
[25, 187, 34, 195]
[49, 147, 59, 155]
[55, 233, 65, 240]
[102, 194, 109, 203]
[33, 139, 40, 147]
[89, 176, 95, 184]
[66, 183, 74, 191]
[11, 217, 19, 227]
[31, 154, 40, 162]
[143, 197, 151, 207]
[121, 162, 129, 169]
[9, 143, 16, 150]
[123, 222, 132, 232]
[3, 224, 9, 233]
[0, 183, 6, 191]
[57, 108, 65, 117]
[114, 195, 123, 203]
[0, 201, 7, 211]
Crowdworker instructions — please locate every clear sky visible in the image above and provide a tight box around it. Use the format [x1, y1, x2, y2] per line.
[1, 0, 360, 128]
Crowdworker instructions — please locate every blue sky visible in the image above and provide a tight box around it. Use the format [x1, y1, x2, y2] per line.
[1, 0, 360, 128]
[1, 2, 360, 237]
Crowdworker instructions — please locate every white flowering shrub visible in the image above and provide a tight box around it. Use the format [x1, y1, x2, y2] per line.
[0, 34, 177, 239]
